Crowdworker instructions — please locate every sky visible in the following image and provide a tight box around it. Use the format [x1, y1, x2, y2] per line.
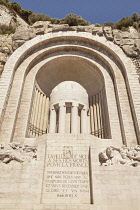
[10, 0, 140, 25]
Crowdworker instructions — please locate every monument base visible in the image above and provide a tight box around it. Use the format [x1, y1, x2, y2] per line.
[41, 135, 91, 204]
[0, 134, 140, 210]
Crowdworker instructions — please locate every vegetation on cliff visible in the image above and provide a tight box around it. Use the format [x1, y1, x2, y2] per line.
[0, 0, 32, 22]
[28, 13, 89, 26]
[0, 24, 15, 34]
[0, 0, 140, 31]
[0, 0, 89, 26]
[104, 13, 140, 31]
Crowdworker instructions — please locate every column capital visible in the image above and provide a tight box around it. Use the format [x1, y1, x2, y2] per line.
[50, 104, 59, 110]
[50, 106, 56, 111]
[59, 102, 66, 107]
[82, 105, 88, 111]
[72, 102, 79, 107]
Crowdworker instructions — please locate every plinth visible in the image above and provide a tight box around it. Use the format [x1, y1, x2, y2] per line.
[41, 134, 91, 204]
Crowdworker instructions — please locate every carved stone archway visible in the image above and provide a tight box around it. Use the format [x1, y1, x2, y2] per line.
[0, 32, 139, 146]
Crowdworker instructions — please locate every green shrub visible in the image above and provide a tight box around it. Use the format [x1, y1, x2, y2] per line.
[114, 17, 134, 30]
[8, 2, 32, 22]
[0, 24, 15, 34]
[51, 18, 60, 24]
[0, 0, 9, 6]
[104, 22, 114, 28]
[28, 13, 51, 25]
[20, 10, 32, 22]
[103, 13, 140, 31]
[131, 12, 140, 22]
[9, 2, 22, 13]
[60, 14, 89, 26]
[94, 23, 102, 27]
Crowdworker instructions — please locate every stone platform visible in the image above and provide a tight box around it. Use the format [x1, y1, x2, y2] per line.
[0, 134, 140, 210]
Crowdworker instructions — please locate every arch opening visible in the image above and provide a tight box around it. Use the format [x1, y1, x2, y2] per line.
[28, 56, 111, 139]
[1, 32, 138, 146]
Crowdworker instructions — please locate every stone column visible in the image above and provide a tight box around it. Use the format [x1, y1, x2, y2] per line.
[33, 89, 40, 136]
[87, 110, 91, 134]
[81, 107, 88, 133]
[100, 89, 105, 138]
[39, 94, 46, 133]
[71, 104, 78, 133]
[99, 91, 103, 138]
[43, 96, 49, 133]
[29, 87, 38, 137]
[49, 108, 56, 133]
[93, 95, 98, 137]
[96, 94, 101, 138]
[36, 92, 43, 132]
[58, 104, 66, 133]
[89, 97, 94, 135]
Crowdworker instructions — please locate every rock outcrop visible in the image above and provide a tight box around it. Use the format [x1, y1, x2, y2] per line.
[0, 34, 13, 75]
[0, 5, 28, 28]
[10, 22, 140, 57]
[12, 27, 35, 50]
[0, 5, 16, 27]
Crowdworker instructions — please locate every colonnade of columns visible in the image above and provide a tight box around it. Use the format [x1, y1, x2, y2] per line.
[49, 103, 88, 134]
[28, 86, 111, 138]
[28, 85, 50, 137]
[89, 88, 110, 139]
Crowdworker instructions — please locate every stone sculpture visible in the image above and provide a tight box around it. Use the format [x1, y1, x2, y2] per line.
[0, 142, 37, 164]
[99, 145, 140, 167]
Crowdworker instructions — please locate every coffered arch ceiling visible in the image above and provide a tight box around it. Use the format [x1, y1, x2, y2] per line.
[36, 55, 105, 97]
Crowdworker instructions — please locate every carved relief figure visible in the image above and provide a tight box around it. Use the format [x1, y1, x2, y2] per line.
[99, 145, 140, 167]
[0, 143, 37, 164]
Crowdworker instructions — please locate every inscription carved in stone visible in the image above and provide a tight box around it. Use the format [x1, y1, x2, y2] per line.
[43, 145, 90, 204]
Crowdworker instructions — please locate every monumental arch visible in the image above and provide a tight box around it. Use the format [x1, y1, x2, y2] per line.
[0, 31, 140, 209]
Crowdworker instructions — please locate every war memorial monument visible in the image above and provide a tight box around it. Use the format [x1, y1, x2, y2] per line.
[0, 4, 140, 210]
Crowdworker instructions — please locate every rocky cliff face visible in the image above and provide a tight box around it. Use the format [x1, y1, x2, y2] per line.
[0, 34, 12, 74]
[0, 5, 140, 77]
[0, 5, 16, 27]
[0, 5, 28, 28]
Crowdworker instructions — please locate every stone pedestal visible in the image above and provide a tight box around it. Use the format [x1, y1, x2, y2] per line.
[41, 135, 91, 204]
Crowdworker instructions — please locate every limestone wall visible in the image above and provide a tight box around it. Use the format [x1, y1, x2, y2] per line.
[0, 141, 44, 209]
[0, 135, 140, 210]
[91, 139, 140, 210]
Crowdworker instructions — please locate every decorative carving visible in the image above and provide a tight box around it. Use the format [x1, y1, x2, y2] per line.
[0, 142, 37, 164]
[131, 57, 140, 81]
[99, 145, 140, 167]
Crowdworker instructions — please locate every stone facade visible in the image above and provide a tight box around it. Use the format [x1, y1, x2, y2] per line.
[0, 9, 140, 209]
